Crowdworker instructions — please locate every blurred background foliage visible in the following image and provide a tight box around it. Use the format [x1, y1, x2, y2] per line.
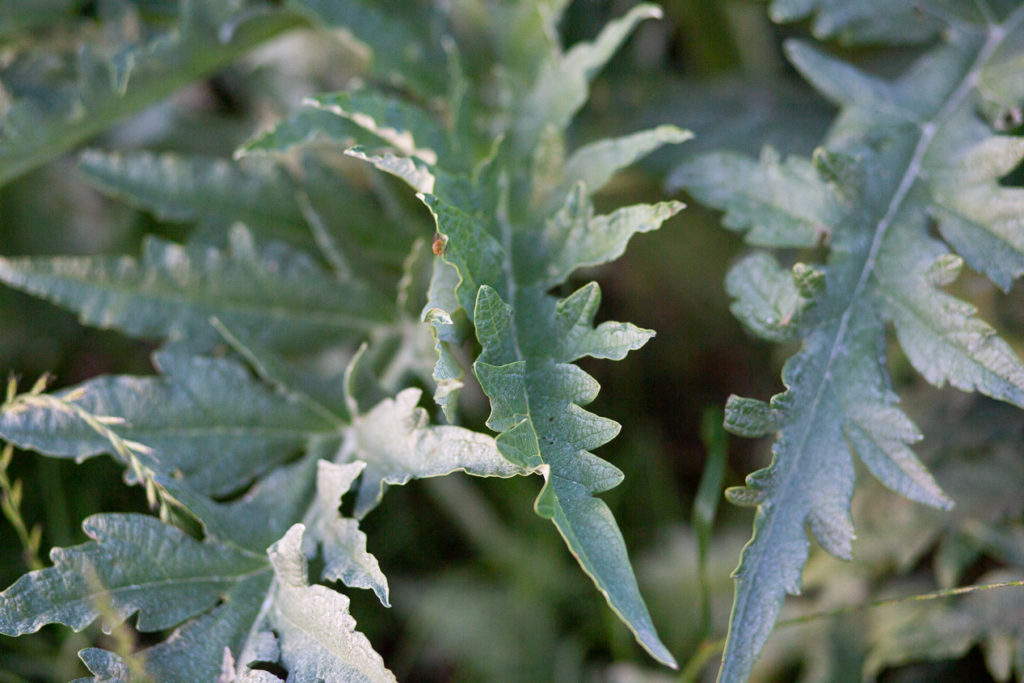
[1, 1, 1023, 681]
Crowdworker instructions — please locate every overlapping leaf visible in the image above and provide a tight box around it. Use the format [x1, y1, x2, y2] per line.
[0, 453, 390, 682]
[77, 149, 418, 286]
[0, 511, 276, 682]
[0, 225, 393, 357]
[767, 0, 974, 45]
[252, 3, 687, 665]
[0, 0, 298, 186]
[0, 350, 341, 496]
[672, 7, 1024, 682]
[253, 524, 397, 683]
[1, 0, 688, 675]
[0, 350, 527, 679]
[347, 387, 527, 518]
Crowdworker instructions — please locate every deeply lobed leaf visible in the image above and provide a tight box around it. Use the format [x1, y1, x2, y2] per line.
[1, 0, 690, 675]
[0, 363, 524, 679]
[249, 1, 687, 666]
[0, 513, 267, 638]
[0, 226, 394, 358]
[674, 7, 1024, 682]
[0, 1, 299, 186]
[0, 350, 341, 496]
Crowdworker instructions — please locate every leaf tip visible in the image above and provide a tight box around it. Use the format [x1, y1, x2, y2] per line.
[725, 485, 762, 507]
[654, 125, 694, 147]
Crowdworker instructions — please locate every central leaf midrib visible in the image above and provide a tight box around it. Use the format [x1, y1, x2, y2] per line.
[106, 425, 343, 439]
[71, 564, 271, 603]
[5, 262, 393, 330]
[491, 176, 633, 655]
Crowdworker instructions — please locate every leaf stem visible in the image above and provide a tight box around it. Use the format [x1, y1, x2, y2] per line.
[0, 443, 43, 571]
[685, 578, 1024, 679]
[693, 407, 727, 642]
[777, 578, 1024, 627]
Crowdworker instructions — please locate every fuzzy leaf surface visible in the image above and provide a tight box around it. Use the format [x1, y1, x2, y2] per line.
[0, 346, 531, 679]
[306, 3, 690, 665]
[674, 8, 1024, 681]
[0, 351, 340, 496]
[260, 524, 397, 683]
[347, 387, 528, 518]
[0, 513, 267, 638]
[0, 2, 297, 185]
[0, 226, 393, 356]
[0, 456, 391, 681]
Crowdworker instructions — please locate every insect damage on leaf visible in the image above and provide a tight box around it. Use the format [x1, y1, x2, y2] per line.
[432, 231, 446, 256]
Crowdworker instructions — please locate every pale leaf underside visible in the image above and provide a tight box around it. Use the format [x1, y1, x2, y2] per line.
[0, 367, 525, 679]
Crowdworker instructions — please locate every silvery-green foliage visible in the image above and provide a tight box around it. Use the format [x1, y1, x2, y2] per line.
[671, 5, 1024, 681]
[0, 0, 684, 678]
[245, 0, 686, 666]
[0, 0, 300, 186]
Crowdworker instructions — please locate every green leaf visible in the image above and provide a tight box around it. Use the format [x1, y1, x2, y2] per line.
[469, 279, 675, 667]
[671, 147, 837, 248]
[0, 429, 405, 680]
[723, 395, 779, 439]
[562, 125, 692, 197]
[334, 4, 684, 665]
[0, 482, 395, 681]
[422, 257, 469, 421]
[0, 513, 269, 638]
[0, 225, 394, 356]
[1, 1, 694, 677]
[769, 0, 963, 45]
[926, 123, 1024, 291]
[0, 351, 341, 496]
[86, 148, 416, 288]
[0, 3, 298, 186]
[536, 184, 684, 288]
[304, 90, 453, 166]
[77, 150, 309, 241]
[674, 9, 1024, 681]
[239, 108, 374, 157]
[725, 253, 808, 342]
[158, 455, 320, 554]
[516, 3, 664, 147]
[211, 318, 352, 424]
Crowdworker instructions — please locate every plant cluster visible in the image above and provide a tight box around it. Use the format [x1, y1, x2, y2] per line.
[1, 1, 1024, 681]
